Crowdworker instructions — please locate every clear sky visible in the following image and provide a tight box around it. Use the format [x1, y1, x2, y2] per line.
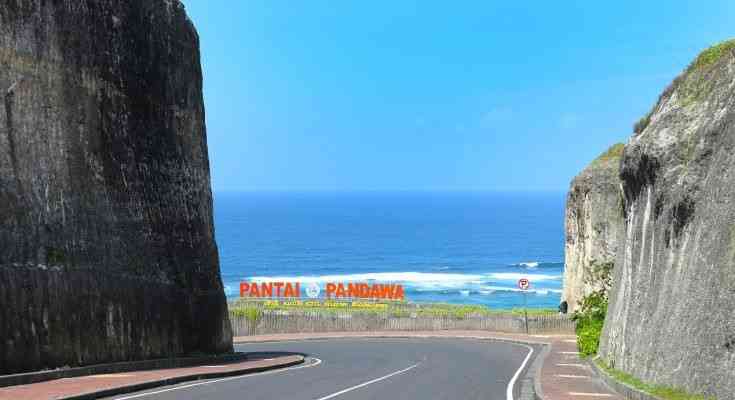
[181, 0, 735, 192]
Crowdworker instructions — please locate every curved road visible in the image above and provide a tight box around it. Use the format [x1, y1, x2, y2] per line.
[105, 338, 537, 400]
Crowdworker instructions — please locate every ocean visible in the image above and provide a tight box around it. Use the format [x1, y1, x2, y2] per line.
[214, 191, 565, 309]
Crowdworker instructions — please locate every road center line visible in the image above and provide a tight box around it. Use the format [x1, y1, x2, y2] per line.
[113, 358, 322, 400]
[506, 343, 534, 400]
[312, 363, 420, 400]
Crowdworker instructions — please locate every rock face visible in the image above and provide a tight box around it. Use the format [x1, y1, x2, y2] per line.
[563, 144, 624, 313]
[0, 0, 232, 373]
[600, 41, 735, 399]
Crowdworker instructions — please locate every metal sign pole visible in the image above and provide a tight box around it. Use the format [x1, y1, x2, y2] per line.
[518, 278, 530, 334]
[524, 290, 528, 334]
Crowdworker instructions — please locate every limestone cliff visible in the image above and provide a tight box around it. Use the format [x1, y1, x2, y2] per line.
[0, 0, 232, 373]
[563, 144, 624, 313]
[600, 40, 735, 399]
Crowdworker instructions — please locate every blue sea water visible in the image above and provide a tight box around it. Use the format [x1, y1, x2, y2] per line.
[214, 191, 565, 309]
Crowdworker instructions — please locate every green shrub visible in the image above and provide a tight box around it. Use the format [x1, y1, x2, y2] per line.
[576, 290, 608, 321]
[572, 260, 613, 356]
[573, 291, 608, 356]
[576, 316, 604, 356]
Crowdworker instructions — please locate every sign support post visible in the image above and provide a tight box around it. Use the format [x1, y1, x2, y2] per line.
[518, 278, 530, 334]
[523, 290, 528, 334]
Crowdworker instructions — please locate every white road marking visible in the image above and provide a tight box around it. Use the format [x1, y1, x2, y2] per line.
[554, 374, 590, 378]
[238, 337, 539, 400]
[312, 363, 420, 400]
[113, 358, 322, 400]
[560, 351, 581, 355]
[506, 343, 534, 400]
[568, 392, 614, 397]
[556, 363, 586, 368]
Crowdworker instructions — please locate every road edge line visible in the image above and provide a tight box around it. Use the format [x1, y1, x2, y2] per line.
[506, 343, 534, 400]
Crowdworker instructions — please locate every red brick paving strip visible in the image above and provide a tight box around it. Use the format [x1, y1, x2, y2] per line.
[0, 355, 303, 400]
[539, 338, 623, 400]
[234, 331, 623, 400]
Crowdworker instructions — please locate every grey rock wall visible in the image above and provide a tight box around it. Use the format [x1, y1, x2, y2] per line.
[563, 144, 624, 313]
[0, 0, 232, 373]
[599, 41, 735, 399]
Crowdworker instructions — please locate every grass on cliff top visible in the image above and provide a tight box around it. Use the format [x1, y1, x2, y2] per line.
[689, 39, 735, 71]
[634, 39, 735, 134]
[595, 360, 715, 400]
[590, 143, 625, 167]
[229, 299, 557, 318]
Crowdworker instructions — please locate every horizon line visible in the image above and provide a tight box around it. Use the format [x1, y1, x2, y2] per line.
[212, 188, 567, 193]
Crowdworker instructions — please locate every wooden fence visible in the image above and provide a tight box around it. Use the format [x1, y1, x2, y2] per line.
[229, 311, 576, 336]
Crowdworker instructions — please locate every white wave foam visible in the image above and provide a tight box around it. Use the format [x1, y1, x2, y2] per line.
[243, 271, 562, 293]
[485, 272, 561, 281]
[519, 261, 539, 268]
[481, 285, 525, 293]
[480, 286, 562, 295]
[248, 271, 484, 286]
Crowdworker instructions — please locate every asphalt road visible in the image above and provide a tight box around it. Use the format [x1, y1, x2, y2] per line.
[105, 338, 537, 400]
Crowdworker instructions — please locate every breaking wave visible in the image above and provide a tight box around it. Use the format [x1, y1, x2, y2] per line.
[240, 270, 563, 297]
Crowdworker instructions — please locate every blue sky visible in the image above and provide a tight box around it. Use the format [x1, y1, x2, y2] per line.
[182, 0, 735, 191]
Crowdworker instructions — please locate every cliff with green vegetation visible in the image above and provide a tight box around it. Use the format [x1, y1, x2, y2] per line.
[563, 144, 624, 313]
[0, 0, 232, 373]
[599, 39, 735, 399]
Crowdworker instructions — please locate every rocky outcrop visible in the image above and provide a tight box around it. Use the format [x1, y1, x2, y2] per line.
[599, 40, 735, 399]
[563, 144, 624, 313]
[0, 0, 232, 373]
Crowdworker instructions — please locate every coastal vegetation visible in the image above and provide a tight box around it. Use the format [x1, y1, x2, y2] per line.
[229, 298, 557, 319]
[636, 39, 735, 135]
[230, 306, 263, 324]
[595, 360, 714, 400]
[571, 260, 613, 356]
[688, 39, 735, 71]
[590, 143, 625, 167]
